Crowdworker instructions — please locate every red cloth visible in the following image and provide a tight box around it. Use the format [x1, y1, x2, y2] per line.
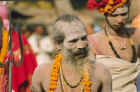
[0, 4, 37, 92]
[87, 0, 123, 10]
[12, 31, 37, 92]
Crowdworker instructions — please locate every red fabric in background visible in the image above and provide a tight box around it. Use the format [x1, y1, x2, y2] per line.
[0, 4, 37, 92]
[12, 31, 37, 92]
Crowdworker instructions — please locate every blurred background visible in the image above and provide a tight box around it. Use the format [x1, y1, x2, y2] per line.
[5, 0, 140, 65]
[7, 0, 140, 35]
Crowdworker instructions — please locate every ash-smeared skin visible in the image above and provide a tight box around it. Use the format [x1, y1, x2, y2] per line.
[106, 6, 129, 35]
[88, 2, 140, 92]
[31, 15, 112, 92]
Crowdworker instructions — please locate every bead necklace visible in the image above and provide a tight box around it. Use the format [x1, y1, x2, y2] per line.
[104, 27, 137, 63]
[48, 53, 91, 92]
[60, 64, 83, 88]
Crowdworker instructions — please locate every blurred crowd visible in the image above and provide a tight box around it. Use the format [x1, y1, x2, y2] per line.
[15, 21, 103, 66]
[14, 12, 140, 66]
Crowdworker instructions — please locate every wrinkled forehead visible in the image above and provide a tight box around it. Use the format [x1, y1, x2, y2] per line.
[55, 20, 86, 39]
[112, 6, 128, 15]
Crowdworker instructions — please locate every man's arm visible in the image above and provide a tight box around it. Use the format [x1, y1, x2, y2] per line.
[31, 83, 42, 92]
[94, 63, 112, 92]
[31, 63, 52, 92]
[131, 29, 140, 58]
[101, 67, 112, 92]
[31, 68, 42, 92]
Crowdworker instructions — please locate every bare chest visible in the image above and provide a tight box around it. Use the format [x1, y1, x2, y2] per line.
[98, 37, 138, 62]
[41, 67, 98, 92]
[55, 74, 98, 92]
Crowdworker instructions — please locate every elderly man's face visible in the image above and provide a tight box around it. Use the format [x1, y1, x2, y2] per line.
[107, 5, 129, 30]
[61, 20, 88, 60]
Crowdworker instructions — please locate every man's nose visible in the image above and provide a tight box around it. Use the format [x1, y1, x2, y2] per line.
[117, 16, 126, 23]
[117, 17, 124, 23]
[77, 41, 88, 49]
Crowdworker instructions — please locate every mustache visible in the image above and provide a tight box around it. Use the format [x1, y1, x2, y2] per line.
[119, 22, 125, 26]
[73, 48, 88, 56]
[116, 22, 125, 27]
[114, 24, 135, 37]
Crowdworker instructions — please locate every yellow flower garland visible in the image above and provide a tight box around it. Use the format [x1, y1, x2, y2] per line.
[0, 28, 9, 63]
[0, 28, 9, 75]
[48, 53, 91, 92]
[48, 53, 62, 92]
[99, 0, 127, 15]
[82, 73, 91, 92]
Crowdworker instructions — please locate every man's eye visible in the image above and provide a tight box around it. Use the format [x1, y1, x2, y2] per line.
[81, 36, 87, 40]
[121, 13, 128, 16]
[70, 39, 78, 43]
[110, 14, 118, 17]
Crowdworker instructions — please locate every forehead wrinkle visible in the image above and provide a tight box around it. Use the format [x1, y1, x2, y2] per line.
[55, 20, 85, 31]
[55, 20, 86, 41]
[55, 21, 69, 33]
[65, 24, 86, 40]
[65, 31, 86, 42]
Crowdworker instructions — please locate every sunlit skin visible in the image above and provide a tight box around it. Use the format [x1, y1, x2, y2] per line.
[88, 4, 140, 92]
[31, 17, 112, 92]
[132, 14, 140, 30]
[85, 24, 95, 35]
[106, 6, 129, 34]
[89, 4, 140, 63]
[60, 21, 88, 63]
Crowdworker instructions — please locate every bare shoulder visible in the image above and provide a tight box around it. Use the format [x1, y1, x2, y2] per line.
[88, 30, 106, 56]
[32, 63, 52, 83]
[90, 61, 112, 92]
[133, 28, 140, 36]
[88, 30, 106, 49]
[92, 62, 112, 82]
[32, 62, 53, 81]
[88, 30, 105, 42]
[131, 28, 140, 44]
[31, 63, 53, 92]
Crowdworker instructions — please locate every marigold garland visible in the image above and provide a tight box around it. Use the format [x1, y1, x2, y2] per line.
[0, 68, 4, 75]
[0, 28, 9, 63]
[48, 53, 91, 92]
[0, 28, 9, 89]
[48, 53, 62, 92]
[87, 0, 127, 15]
[82, 73, 91, 92]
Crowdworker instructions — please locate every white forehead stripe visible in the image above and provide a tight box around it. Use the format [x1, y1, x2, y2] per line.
[55, 20, 85, 34]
